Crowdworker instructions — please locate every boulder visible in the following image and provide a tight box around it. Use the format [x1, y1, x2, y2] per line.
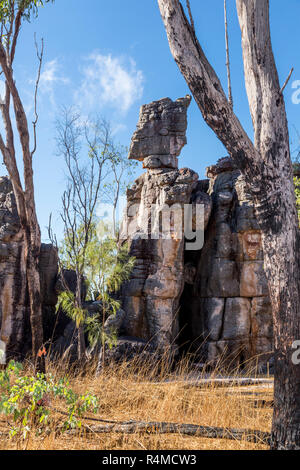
[39, 244, 59, 307]
[129, 95, 192, 165]
[99, 336, 167, 368]
[222, 298, 251, 340]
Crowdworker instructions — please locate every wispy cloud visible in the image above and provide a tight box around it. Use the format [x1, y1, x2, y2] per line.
[76, 53, 144, 114]
[37, 59, 70, 108]
[40, 59, 70, 90]
[111, 123, 127, 136]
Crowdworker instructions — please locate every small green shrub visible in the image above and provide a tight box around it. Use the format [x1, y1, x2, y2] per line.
[0, 361, 98, 439]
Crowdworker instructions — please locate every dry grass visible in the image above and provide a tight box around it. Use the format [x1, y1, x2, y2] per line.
[0, 355, 273, 451]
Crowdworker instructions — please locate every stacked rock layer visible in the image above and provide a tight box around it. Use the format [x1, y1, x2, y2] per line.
[120, 98, 273, 368]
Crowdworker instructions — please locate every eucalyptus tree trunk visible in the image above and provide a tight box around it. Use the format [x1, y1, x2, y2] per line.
[0, 44, 45, 374]
[158, 0, 300, 449]
[24, 224, 45, 374]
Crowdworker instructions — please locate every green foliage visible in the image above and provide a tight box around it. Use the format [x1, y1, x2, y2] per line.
[84, 222, 135, 351]
[56, 291, 88, 329]
[85, 317, 118, 353]
[59, 223, 96, 274]
[0, 0, 53, 23]
[86, 221, 135, 301]
[0, 361, 98, 438]
[294, 176, 300, 225]
[58, 221, 135, 352]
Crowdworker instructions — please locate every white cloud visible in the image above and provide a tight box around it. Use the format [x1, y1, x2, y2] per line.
[40, 59, 69, 90]
[111, 123, 127, 136]
[76, 53, 144, 114]
[37, 59, 70, 108]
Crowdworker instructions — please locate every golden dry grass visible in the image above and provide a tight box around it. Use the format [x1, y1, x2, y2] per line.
[0, 356, 273, 451]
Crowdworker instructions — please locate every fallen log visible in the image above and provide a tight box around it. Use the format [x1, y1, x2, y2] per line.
[142, 378, 273, 388]
[182, 378, 273, 389]
[79, 420, 271, 445]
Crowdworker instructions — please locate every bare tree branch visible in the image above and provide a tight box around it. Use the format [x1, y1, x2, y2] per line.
[186, 0, 195, 36]
[224, 0, 233, 109]
[31, 35, 44, 158]
[157, 0, 260, 183]
[279, 67, 294, 95]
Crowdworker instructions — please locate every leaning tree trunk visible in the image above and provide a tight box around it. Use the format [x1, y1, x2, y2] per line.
[158, 0, 300, 449]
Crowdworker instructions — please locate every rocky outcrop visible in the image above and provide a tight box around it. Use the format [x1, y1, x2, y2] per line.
[182, 158, 273, 369]
[0, 95, 274, 370]
[0, 177, 60, 360]
[119, 97, 212, 352]
[0, 177, 27, 359]
[119, 98, 273, 369]
[100, 336, 162, 367]
[129, 95, 191, 170]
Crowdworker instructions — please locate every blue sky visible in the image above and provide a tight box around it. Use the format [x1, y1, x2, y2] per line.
[3, 0, 300, 240]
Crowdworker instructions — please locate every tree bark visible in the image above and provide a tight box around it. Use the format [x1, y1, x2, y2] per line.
[24, 227, 45, 373]
[158, 0, 300, 449]
[224, 0, 233, 109]
[236, 0, 300, 449]
[80, 421, 271, 445]
[0, 42, 45, 374]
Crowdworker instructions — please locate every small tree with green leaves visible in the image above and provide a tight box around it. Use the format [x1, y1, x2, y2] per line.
[51, 109, 136, 362]
[0, 360, 98, 439]
[57, 221, 135, 369]
[51, 109, 120, 360]
[84, 221, 135, 372]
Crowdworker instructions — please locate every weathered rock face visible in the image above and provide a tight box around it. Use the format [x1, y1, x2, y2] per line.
[39, 244, 60, 345]
[129, 95, 192, 170]
[194, 158, 273, 364]
[120, 168, 200, 349]
[0, 177, 59, 359]
[177, 158, 273, 369]
[120, 97, 273, 369]
[120, 97, 212, 351]
[0, 177, 27, 359]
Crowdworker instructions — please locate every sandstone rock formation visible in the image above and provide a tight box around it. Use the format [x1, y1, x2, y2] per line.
[0, 177, 59, 360]
[119, 97, 212, 352]
[181, 158, 273, 369]
[0, 177, 27, 359]
[129, 95, 191, 170]
[0, 96, 274, 370]
[119, 98, 273, 369]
